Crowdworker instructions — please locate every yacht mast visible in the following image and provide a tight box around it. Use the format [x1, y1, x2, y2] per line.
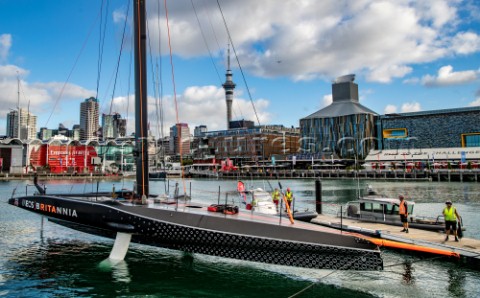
[134, 0, 149, 198]
[17, 74, 21, 138]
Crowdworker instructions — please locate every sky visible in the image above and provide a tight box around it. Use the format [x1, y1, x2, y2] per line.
[0, 0, 479, 138]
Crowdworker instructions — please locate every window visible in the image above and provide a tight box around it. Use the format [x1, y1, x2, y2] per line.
[462, 133, 480, 147]
[372, 203, 383, 213]
[385, 204, 394, 214]
[360, 202, 371, 212]
[360, 202, 383, 213]
[383, 128, 408, 139]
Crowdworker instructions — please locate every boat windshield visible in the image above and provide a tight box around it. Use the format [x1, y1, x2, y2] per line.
[386, 203, 398, 215]
[361, 201, 414, 215]
[360, 202, 384, 213]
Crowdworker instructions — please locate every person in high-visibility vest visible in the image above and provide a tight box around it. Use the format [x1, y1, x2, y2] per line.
[285, 188, 293, 210]
[443, 200, 461, 242]
[398, 195, 409, 233]
[272, 188, 280, 211]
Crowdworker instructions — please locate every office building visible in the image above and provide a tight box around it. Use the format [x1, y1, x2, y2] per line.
[79, 97, 99, 140]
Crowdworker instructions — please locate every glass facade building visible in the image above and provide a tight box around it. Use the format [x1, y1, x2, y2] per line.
[300, 75, 378, 159]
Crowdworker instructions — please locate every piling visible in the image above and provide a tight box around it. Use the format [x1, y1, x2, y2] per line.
[315, 179, 322, 214]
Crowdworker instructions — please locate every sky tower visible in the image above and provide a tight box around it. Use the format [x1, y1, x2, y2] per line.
[222, 45, 236, 129]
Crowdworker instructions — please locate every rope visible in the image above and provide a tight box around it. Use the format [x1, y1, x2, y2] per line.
[44, 5, 103, 127]
[191, 0, 222, 84]
[216, 0, 261, 126]
[163, 0, 187, 196]
[287, 252, 371, 298]
[109, 1, 130, 114]
[199, 0, 245, 122]
[383, 255, 446, 269]
[96, 0, 109, 102]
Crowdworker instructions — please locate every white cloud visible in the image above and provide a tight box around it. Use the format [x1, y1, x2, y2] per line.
[422, 65, 479, 86]
[0, 64, 29, 78]
[402, 77, 420, 85]
[469, 93, 480, 106]
[384, 104, 397, 114]
[401, 102, 422, 112]
[33, 82, 95, 101]
[0, 75, 94, 129]
[412, 0, 457, 28]
[0, 34, 11, 61]
[322, 94, 332, 107]
[469, 98, 480, 106]
[141, 0, 477, 83]
[451, 31, 480, 55]
[367, 65, 412, 83]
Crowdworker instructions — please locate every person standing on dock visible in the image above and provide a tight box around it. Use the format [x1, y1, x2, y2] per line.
[399, 195, 409, 233]
[285, 188, 294, 210]
[443, 200, 461, 242]
[272, 188, 280, 211]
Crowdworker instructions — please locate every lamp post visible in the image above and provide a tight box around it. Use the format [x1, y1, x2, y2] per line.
[253, 136, 267, 174]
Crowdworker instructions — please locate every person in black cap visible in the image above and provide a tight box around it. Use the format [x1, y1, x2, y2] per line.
[398, 195, 409, 233]
[443, 200, 461, 241]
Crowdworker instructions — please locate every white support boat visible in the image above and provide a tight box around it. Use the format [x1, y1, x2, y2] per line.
[344, 187, 448, 231]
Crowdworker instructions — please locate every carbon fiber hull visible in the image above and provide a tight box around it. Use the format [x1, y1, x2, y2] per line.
[9, 195, 383, 270]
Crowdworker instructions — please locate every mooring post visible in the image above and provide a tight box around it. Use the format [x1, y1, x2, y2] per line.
[315, 179, 322, 214]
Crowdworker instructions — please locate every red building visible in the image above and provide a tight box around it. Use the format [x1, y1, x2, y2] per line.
[29, 141, 98, 173]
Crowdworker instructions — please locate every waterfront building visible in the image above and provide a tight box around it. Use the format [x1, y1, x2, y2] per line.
[200, 125, 300, 167]
[194, 125, 207, 137]
[79, 97, 99, 141]
[300, 75, 377, 159]
[0, 138, 23, 174]
[377, 107, 480, 150]
[365, 147, 480, 165]
[229, 119, 254, 129]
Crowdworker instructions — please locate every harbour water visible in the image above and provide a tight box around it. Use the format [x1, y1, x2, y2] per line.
[1, 178, 480, 297]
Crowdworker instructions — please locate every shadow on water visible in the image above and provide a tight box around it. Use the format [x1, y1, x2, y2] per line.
[2, 239, 376, 298]
[447, 268, 466, 297]
[401, 260, 415, 285]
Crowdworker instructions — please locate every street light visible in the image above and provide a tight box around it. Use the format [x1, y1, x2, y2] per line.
[253, 136, 267, 172]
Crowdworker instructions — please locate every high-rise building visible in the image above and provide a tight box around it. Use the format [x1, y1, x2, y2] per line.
[169, 123, 190, 155]
[38, 127, 55, 140]
[222, 45, 236, 130]
[79, 97, 99, 140]
[102, 113, 126, 140]
[102, 114, 115, 140]
[71, 124, 81, 141]
[6, 108, 37, 139]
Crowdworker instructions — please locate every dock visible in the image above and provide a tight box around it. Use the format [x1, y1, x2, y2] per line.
[311, 214, 480, 267]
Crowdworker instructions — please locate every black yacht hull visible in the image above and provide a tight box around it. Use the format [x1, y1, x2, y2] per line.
[9, 195, 383, 270]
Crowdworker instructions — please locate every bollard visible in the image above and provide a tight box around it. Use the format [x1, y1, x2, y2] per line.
[315, 179, 322, 214]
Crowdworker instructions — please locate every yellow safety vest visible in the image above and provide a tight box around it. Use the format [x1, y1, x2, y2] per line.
[285, 191, 293, 202]
[443, 206, 457, 221]
[272, 191, 280, 202]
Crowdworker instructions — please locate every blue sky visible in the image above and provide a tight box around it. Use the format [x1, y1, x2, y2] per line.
[0, 0, 479, 138]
